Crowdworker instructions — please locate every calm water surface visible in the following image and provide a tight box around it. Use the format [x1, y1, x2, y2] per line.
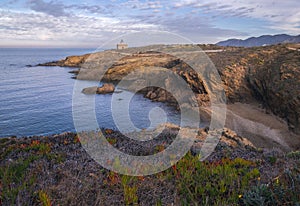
[0, 48, 184, 137]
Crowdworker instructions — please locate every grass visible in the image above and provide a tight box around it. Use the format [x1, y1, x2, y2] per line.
[38, 190, 52, 206]
[0, 155, 40, 204]
[242, 168, 300, 205]
[286, 151, 300, 159]
[24, 140, 51, 154]
[121, 175, 139, 205]
[102, 153, 265, 205]
[107, 137, 117, 145]
[167, 153, 260, 205]
[1, 134, 299, 205]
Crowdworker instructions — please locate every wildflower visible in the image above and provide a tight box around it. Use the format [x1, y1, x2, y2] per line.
[172, 165, 177, 171]
[238, 194, 243, 198]
[20, 144, 27, 149]
[275, 177, 279, 184]
[31, 140, 40, 146]
[105, 129, 113, 134]
[74, 135, 80, 143]
[138, 176, 145, 181]
[257, 177, 261, 181]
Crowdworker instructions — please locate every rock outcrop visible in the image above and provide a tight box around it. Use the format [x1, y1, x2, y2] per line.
[82, 83, 115, 94]
[82, 86, 97, 94]
[96, 83, 115, 94]
[40, 44, 300, 134]
[37, 54, 91, 67]
[208, 45, 300, 134]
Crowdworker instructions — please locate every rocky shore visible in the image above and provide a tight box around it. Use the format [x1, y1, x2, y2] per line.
[82, 83, 115, 94]
[38, 43, 300, 149]
[4, 43, 297, 205]
[1, 127, 299, 205]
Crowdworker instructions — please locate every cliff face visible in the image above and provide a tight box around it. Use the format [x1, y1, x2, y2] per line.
[208, 45, 300, 134]
[39, 44, 300, 134]
[247, 48, 300, 133]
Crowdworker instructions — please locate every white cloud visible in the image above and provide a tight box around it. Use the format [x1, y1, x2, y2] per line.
[0, 0, 298, 47]
[0, 9, 159, 47]
[27, 0, 69, 17]
[172, 0, 300, 34]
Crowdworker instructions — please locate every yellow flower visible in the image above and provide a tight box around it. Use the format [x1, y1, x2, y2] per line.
[276, 178, 279, 184]
[257, 177, 261, 181]
[238, 194, 243, 198]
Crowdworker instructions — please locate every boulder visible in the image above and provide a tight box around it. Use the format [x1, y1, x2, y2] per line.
[82, 84, 115, 94]
[82, 86, 98, 94]
[96, 83, 115, 94]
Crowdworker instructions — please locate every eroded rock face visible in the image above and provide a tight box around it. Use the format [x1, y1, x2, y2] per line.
[38, 54, 91, 67]
[247, 50, 300, 134]
[207, 45, 300, 134]
[40, 44, 300, 134]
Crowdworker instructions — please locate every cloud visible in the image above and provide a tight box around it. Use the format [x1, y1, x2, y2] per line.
[171, 19, 246, 41]
[122, 0, 163, 11]
[65, 4, 113, 15]
[0, 9, 159, 47]
[27, 0, 69, 17]
[127, 10, 247, 42]
[0, 0, 249, 47]
[172, 0, 300, 34]
[1, 0, 299, 47]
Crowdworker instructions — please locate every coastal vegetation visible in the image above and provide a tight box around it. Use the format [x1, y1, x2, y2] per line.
[1, 129, 299, 205]
[1, 43, 299, 205]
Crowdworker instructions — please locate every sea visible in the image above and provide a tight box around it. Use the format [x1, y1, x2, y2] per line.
[0, 48, 184, 137]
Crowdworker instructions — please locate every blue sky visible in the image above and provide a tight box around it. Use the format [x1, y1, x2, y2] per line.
[0, 0, 299, 47]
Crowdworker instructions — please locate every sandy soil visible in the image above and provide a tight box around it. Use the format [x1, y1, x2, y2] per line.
[225, 103, 300, 151]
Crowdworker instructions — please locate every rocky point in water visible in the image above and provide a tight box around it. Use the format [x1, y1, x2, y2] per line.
[82, 83, 115, 94]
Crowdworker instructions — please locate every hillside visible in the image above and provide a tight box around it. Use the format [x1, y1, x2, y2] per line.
[38, 44, 300, 139]
[217, 34, 300, 47]
[1, 43, 300, 205]
[1, 127, 300, 205]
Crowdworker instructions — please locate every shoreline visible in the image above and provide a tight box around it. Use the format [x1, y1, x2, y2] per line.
[29, 43, 300, 152]
[37, 44, 300, 135]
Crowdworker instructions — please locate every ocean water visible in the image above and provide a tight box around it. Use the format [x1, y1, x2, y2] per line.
[0, 48, 183, 137]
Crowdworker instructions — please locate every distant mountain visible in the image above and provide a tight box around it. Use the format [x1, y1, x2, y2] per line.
[217, 34, 300, 47]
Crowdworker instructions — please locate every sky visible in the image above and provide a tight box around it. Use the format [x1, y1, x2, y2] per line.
[0, 0, 299, 48]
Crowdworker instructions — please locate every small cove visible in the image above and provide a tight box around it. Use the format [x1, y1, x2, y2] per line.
[0, 48, 193, 137]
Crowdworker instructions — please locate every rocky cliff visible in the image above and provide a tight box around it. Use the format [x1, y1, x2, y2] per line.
[208, 45, 300, 134]
[39, 44, 300, 135]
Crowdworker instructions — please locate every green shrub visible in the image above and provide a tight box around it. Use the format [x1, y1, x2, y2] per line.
[242, 168, 300, 205]
[267, 156, 277, 165]
[286, 151, 300, 159]
[121, 175, 138, 205]
[172, 153, 260, 205]
[0, 155, 40, 204]
[38, 190, 51, 206]
[242, 184, 275, 206]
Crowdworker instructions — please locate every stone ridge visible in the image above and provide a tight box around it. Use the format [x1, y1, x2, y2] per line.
[38, 44, 300, 134]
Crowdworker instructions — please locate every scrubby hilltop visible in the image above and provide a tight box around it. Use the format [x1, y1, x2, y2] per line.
[217, 34, 300, 47]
